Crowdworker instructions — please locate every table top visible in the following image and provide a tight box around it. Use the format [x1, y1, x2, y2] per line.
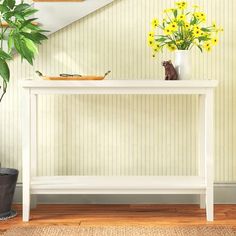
[20, 79, 218, 89]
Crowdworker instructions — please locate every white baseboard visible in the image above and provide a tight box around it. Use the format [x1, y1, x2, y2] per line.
[13, 183, 236, 204]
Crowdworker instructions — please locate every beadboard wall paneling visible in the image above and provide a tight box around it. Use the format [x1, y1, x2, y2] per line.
[36, 94, 198, 177]
[0, 0, 235, 182]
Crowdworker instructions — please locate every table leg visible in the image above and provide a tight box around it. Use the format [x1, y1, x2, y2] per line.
[30, 94, 38, 209]
[199, 94, 206, 209]
[205, 91, 214, 221]
[22, 89, 31, 222]
[200, 194, 206, 209]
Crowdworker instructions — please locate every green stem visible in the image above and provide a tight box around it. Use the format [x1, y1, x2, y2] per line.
[0, 19, 3, 49]
[0, 81, 7, 102]
[165, 12, 173, 23]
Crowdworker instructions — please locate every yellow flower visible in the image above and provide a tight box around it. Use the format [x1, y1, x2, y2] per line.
[151, 18, 159, 28]
[211, 37, 218, 45]
[193, 28, 202, 37]
[216, 27, 224, 32]
[203, 41, 212, 52]
[148, 31, 155, 37]
[194, 12, 206, 22]
[164, 8, 174, 13]
[164, 26, 172, 35]
[212, 21, 217, 29]
[147, 36, 155, 46]
[199, 12, 206, 22]
[176, 40, 184, 45]
[148, 41, 154, 47]
[200, 31, 206, 37]
[177, 14, 186, 22]
[193, 12, 200, 18]
[204, 46, 211, 52]
[148, 36, 154, 41]
[167, 44, 177, 52]
[184, 22, 190, 29]
[175, 1, 187, 10]
[193, 25, 200, 30]
[169, 22, 178, 32]
[152, 43, 161, 52]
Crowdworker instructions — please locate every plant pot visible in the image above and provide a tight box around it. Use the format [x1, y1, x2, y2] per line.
[0, 168, 18, 218]
[174, 50, 191, 80]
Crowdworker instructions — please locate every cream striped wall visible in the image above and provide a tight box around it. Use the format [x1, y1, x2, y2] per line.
[0, 0, 235, 183]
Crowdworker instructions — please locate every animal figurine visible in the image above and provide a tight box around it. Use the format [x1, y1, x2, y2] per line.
[162, 60, 178, 80]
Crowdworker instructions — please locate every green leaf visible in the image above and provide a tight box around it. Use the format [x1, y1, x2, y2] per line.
[4, 19, 16, 28]
[21, 32, 48, 44]
[37, 29, 50, 33]
[15, 13, 25, 21]
[13, 34, 32, 64]
[22, 8, 38, 17]
[7, 33, 14, 53]
[190, 17, 197, 25]
[24, 38, 38, 55]
[3, 11, 14, 20]
[21, 32, 40, 43]
[3, 0, 15, 9]
[0, 4, 8, 13]
[21, 40, 35, 65]
[13, 34, 34, 65]
[173, 9, 177, 18]
[23, 22, 41, 31]
[12, 34, 22, 53]
[0, 58, 10, 82]
[0, 49, 12, 60]
[20, 18, 38, 30]
[197, 45, 203, 52]
[201, 28, 211, 32]
[156, 37, 168, 42]
[14, 3, 31, 12]
[32, 32, 48, 41]
[198, 36, 211, 42]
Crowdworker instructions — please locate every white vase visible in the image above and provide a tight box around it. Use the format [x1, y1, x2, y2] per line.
[174, 50, 191, 80]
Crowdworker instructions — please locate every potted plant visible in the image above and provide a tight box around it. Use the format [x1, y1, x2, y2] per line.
[0, 0, 47, 219]
[147, 1, 223, 80]
[0, 165, 18, 219]
[0, 0, 48, 102]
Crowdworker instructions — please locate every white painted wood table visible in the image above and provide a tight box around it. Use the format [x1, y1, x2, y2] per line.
[21, 79, 218, 222]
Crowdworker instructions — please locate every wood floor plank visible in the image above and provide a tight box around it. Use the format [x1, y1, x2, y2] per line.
[1, 204, 236, 231]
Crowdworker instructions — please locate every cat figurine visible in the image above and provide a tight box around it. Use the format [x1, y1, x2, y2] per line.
[162, 60, 178, 80]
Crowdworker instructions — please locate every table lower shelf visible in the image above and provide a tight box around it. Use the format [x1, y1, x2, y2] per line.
[30, 176, 206, 195]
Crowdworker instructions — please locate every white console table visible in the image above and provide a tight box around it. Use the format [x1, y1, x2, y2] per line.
[21, 79, 218, 222]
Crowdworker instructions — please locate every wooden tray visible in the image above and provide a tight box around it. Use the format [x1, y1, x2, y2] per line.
[43, 76, 105, 80]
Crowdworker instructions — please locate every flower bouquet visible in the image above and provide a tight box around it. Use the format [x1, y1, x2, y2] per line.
[148, 1, 223, 57]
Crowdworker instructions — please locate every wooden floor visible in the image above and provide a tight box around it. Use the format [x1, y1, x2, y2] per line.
[1, 204, 236, 231]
